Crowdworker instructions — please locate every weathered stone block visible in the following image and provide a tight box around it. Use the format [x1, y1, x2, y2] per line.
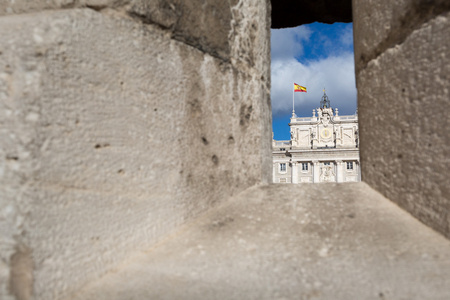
[0, 1, 271, 298]
[356, 8, 450, 238]
[353, 0, 450, 76]
[0, 0, 258, 63]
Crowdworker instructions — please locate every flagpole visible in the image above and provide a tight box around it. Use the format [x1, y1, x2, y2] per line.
[292, 82, 295, 116]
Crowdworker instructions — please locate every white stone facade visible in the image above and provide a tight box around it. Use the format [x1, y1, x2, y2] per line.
[273, 92, 360, 183]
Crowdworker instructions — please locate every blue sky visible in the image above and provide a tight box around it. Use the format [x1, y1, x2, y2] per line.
[271, 22, 357, 140]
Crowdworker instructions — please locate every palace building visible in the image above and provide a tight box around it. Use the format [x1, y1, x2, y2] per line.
[273, 91, 360, 183]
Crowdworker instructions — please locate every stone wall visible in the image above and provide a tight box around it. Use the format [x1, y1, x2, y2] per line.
[2, 0, 450, 298]
[0, 1, 271, 299]
[353, 0, 450, 238]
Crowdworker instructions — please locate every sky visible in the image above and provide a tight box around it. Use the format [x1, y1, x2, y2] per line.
[271, 22, 357, 140]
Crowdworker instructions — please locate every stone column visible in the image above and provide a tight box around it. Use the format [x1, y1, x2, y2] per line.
[312, 160, 320, 183]
[336, 160, 344, 183]
[356, 161, 362, 182]
[272, 163, 277, 183]
[291, 162, 298, 184]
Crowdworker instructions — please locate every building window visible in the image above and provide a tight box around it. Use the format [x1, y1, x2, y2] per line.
[280, 163, 286, 172]
[324, 162, 331, 166]
[347, 162, 353, 170]
[302, 163, 308, 171]
[280, 148, 285, 151]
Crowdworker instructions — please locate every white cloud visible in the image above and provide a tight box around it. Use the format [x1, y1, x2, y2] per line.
[271, 27, 312, 61]
[339, 25, 354, 47]
[271, 54, 357, 117]
[271, 25, 357, 118]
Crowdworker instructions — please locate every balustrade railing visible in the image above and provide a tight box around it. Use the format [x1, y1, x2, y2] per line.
[291, 117, 313, 122]
[274, 141, 290, 146]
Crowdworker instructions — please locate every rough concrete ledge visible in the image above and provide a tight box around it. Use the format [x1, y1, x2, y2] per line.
[69, 183, 450, 300]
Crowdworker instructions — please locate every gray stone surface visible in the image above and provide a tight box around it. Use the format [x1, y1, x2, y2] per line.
[2, 0, 450, 299]
[0, 2, 271, 299]
[0, 0, 253, 61]
[354, 0, 450, 238]
[353, 0, 450, 74]
[70, 183, 450, 300]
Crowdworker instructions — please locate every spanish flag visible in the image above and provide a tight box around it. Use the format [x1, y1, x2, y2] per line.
[294, 83, 307, 92]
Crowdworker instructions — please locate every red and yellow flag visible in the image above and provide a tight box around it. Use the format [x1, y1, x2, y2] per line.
[294, 83, 307, 93]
